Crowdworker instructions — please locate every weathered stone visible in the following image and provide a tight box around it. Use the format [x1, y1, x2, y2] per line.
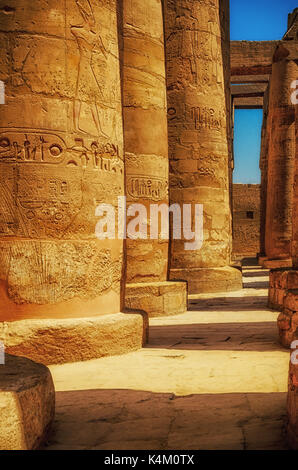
[1, 312, 147, 365]
[283, 8, 298, 40]
[0, 0, 146, 361]
[268, 268, 293, 311]
[277, 290, 298, 348]
[125, 281, 187, 318]
[265, 42, 297, 265]
[231, 41, 278, 76]
[259, 84, 270, 261]
[0, 354, 55, 450]
[164, 0, 242, 294]
[287, 343, 298, 449]
[170, 266, 242, 295]
[121, 0, 187, 315]
[232, 184, 261, 259]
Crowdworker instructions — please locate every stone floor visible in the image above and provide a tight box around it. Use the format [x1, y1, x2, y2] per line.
[43, 262, 291, 450]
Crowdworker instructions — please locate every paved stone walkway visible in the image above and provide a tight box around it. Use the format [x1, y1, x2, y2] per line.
[44, 263, 290, 450]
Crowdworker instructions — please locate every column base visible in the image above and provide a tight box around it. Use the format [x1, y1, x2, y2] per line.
[287, 357, 298, 449]
[277, 289, 298, 348]
[125, 281, 187, 317]
[268, 268, 294, 311]
[0, 354, 55, 450]
[169, 266, 243, 295]
[263, 258, 292, 269]
[0, 311, 147, 365]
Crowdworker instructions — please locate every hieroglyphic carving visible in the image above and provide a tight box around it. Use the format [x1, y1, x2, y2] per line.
[191, 107, 223, 131]
[0, 130, 123, 173]
[0, 0, 125, 318]
[2, 243, 123, 304]
[127, 176, 168, 201]
[68, 138, 123, 173]
[0, 132, 66, 164]
[72, 0, 108, 137]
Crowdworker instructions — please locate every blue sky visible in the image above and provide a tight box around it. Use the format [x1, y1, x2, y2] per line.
[230, 0, 297, 183]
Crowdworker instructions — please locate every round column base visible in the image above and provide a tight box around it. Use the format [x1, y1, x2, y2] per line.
[0, 312, 147, 365]
[125, 281, 187, 317]
[170, 266, 243, 295]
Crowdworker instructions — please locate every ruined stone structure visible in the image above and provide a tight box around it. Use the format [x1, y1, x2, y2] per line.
[264, 42, 296, 269]
[164, 0, 242, 294]
[287, 93, 298, 448]
[0, 0, 145, 364]
[264, 42, 298, 345]
[232, 184, 261, 259]
[0, 0, 297, 453]
[259, 84, 270, 263]
[253, 15, 298, 449]
[121, 0, 187, 317]
[0, 0, 244, 361]
[0, 354, 55, 450]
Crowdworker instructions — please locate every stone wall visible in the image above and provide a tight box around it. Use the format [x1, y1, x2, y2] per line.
[232, 184, 261, 258]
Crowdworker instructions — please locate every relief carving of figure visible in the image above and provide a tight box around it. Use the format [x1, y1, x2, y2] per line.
[71, 0, 108, 138]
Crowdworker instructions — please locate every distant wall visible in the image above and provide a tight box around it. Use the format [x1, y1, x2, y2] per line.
[232, 184, 261, 258]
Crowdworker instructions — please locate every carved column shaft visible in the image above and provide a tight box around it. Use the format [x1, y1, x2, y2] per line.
[292, 91, 298, 267]
[122, 0, 169, 284]
[0, 0, 145, 363]
[265, 43, 297, 266]
[259, 84, 270, 260]
[122, 0, 187, 316]
[164, 0, 242, 293]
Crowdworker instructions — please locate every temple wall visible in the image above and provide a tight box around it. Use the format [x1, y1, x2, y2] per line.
[232, 184, 261, 259]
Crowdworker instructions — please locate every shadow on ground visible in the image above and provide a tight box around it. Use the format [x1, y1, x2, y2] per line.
[243, 281, 269, 289]
[242, 271, 269, 278]
[147, 322, 285, 352]
[42, 389, 288, 450]
[189, 296, 269, 311]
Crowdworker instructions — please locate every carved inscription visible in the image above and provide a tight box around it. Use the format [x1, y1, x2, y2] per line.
[0, 131, 123, 174]
[127, 176, 168, 201]
[191, 107, 223, 130]
[0, 132, 66, 164]
[69, 138, 123, 173]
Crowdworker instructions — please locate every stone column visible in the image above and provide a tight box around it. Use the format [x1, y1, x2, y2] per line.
[286, 97, 298, 448]
[164, 0, 242, 294]
[292, 100, 298, 267]
[121, 0, 187, 317]
[273, 43, 298, 346]
[264, 42, 296, 269]
[258, 84, 270, 264]
[0, 0, 145, 364]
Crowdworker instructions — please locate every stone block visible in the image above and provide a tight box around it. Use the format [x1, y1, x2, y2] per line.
[170, 266, 243, 295]
[277, 290, 298, 348]
[125, 281, 187, 317]
[0, 312, 147, 365]
[0, 354, 55, 450]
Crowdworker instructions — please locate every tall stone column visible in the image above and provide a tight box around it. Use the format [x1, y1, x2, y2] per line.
[0, 0, 145, 364]
[264, 42, 296, 268]
[272, 43, 298, 344]
[259, 84, 270, 263]
[292, 100, 298, 267]
[164, 0, 242, 294]
[121, 0, 187, 317]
